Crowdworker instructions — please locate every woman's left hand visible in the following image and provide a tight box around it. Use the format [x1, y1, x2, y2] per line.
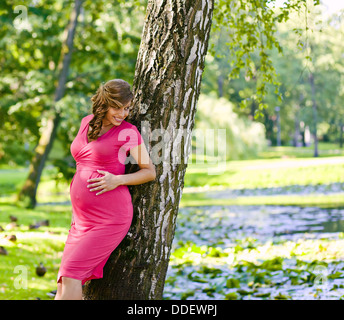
[87, 170, 123, 196]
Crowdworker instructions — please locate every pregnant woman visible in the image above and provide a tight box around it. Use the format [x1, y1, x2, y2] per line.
[55, 79, 156, 300]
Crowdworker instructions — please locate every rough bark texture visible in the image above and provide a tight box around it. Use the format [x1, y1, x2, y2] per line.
[83, 0, 214, 300]
[17, 0, 83, 208]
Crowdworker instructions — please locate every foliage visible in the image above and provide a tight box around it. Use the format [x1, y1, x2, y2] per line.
[0, 0, 145, 171]
[209, 0, 320, 116]
[205, 1, 344, 147]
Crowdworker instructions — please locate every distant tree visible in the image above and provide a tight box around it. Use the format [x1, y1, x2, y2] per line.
[17, 0, 84, 207]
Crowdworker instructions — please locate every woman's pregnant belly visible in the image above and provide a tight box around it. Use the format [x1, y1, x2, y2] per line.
[70, 170, 133, 226]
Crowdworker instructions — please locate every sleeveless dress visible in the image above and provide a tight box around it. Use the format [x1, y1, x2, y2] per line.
[57, 114, 144, 285]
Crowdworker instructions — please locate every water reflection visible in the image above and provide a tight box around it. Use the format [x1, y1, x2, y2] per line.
[322, 220, 344, 233]
[176, 205, 344, 247]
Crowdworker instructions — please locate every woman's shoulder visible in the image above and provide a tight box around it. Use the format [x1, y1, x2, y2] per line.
[83, 114, 94, 121]
[81, 114, 94, 124]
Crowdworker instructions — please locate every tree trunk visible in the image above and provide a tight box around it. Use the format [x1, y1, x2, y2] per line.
[293, 114, 299, 147]
[294, 93, 304, 147]
[276, 107, 281, 146]
[293, 105, 300, 147]
[250, 100, 257, 119]
[217, 74, 224, 98]
[300, 128, 306, 147]
[83, 0, 214, 300]
[17, 0, 83, 208]
[262, 108, 274, 145]
[339, 120, 343, 149]
[309, 72, 318, 157]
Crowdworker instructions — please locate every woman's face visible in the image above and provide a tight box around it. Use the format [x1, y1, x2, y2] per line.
[103, 101, 130, 126]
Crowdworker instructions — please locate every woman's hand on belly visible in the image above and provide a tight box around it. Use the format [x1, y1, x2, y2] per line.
[86, 169, 124, 196]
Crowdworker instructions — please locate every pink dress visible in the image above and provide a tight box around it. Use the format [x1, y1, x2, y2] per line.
[57, 114, 144, 285]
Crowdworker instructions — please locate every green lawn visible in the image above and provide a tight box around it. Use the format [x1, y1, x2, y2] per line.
[0, 204, 70, 300]
[258, 143, 344, 159]
[184, 157, 344, 189]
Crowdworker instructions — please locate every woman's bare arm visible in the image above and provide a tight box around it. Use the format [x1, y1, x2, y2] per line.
[119, 143, 156, 186]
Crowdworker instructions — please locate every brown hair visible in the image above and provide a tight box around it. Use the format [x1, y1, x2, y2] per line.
[87, 79, 134, 142]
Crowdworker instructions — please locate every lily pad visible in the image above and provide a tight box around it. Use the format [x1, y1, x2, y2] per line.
[226, 278, 240, 288]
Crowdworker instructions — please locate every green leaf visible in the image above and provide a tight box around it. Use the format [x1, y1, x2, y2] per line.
[253, 292, 271, 298]
[237, 289, 258, 296]
[224, 292, 239, 300]
[226, 278, 241, 288]
[328, 272, 343, 280]
[274, 292, 291, 300]
[180, 290, 195, 300]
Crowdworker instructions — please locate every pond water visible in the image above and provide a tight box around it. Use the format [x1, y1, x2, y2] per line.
[174, 205, 344, 246]
[164, 205, 344, 300]
[203, 182, 344, 198]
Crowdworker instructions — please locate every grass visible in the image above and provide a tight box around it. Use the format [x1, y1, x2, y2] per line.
[257, 143, 344, 159]
[184, 158, 344, 188]
[0, 204, 70, 300]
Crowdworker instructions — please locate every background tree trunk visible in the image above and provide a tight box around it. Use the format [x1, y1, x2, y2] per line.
[17, 0, 83, 208]
[275, 106, 281, 146]
[83, 0, 215, 300]
[217, 74, 224, 98]
[309, 72, 319, 157]
[293, 105, 300, 147]
[339, 120, 343, 149]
